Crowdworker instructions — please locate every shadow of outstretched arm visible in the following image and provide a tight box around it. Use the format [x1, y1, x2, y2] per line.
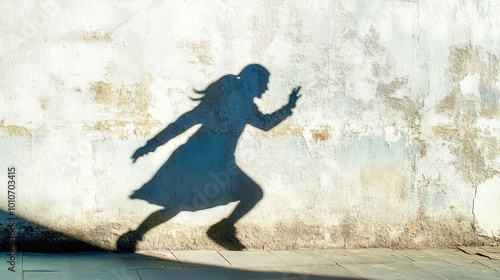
[132, 109, 202, 162]
[249, 86, 301, 131]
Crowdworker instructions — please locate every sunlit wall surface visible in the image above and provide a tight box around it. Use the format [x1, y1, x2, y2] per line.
[1, 0, 499, 251]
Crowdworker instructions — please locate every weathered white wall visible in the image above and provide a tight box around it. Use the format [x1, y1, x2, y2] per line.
[1, 0, 499, 250]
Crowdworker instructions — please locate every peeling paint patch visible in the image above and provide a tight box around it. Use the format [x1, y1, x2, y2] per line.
[0, 120, 31, 136]
[93, 120, 132, 139]
[448, 44, 499, 83]
[88, 76, 161, 138]
[361, 162, 405, 204]
[90, 78, 152, 111]
[479, 86, 500, 118]
[431, 126, 459, 139]
[434, 124, 495, 185]
[479, 137, 500, 161]
[436, 88, 458, 116]
[433, 45, 500, 186]
[133, 116, 162, 137]
[480, 106, 500, 119]
[93, 117, 162, 139]
[474, 176, 500, 237]
[439, 45, 499, 118]
[377, 77, 421, 126]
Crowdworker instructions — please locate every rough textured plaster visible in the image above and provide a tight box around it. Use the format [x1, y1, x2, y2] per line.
[1, 0, 499, 250]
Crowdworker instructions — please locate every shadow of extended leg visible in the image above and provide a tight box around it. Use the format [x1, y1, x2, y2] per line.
[116, 208, 177, 252]
[207, 174, 263, 250]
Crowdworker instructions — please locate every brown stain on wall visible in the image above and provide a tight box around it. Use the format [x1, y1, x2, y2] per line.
[0, 120, 31, 136]
[310, 126, 331, 142]
[80, 30, 112, 42]
[371, 61, 383, 78]
[39, 98, 49, 110]
[252, 123, 332, 142]
[90, 77, 151, 108]
[24, 30, 113, 49]
[53, 30, 113, 44]
[187, 41, 213, 67]
[133, 79, 152, 113]
[250, 1, 280, 57]
[92, 81, 114, 103]
[364, 28, 386, 58]
[254, 123, 304, 139]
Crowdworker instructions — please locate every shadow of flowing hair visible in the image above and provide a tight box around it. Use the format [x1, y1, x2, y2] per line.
[191, 74, 240, 109]
[191, 64, 270, 108]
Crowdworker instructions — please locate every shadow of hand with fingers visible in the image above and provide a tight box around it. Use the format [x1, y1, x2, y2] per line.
[117, 64, 301, 252]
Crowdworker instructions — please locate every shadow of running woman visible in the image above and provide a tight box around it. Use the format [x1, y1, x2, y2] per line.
[117, 64, 301, 251]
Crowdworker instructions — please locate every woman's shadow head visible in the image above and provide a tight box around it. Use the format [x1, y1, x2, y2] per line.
[237, 64, 270, 99]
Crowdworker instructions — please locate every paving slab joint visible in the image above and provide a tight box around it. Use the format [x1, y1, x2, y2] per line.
[216, 251, 233, 267]
[334, 262, 364, 279]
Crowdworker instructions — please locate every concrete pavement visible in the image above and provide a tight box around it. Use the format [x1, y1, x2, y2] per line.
[2, 248, 499, 279]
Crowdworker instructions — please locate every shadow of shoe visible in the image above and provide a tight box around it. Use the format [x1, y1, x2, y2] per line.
[116, 230, 141, 252]
[207, 219, 247, 251]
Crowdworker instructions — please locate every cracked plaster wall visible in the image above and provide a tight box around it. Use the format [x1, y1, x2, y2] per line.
[0, 0, 499, 250]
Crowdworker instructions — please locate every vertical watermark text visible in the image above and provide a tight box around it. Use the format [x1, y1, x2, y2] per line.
[7, 167, 17, 273]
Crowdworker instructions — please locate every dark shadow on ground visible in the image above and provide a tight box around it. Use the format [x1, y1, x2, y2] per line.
[117, 251, 360, 280]
[16, 251, 360, 279]
[0, 210, 104, 252]
[1, 211, 357, 279]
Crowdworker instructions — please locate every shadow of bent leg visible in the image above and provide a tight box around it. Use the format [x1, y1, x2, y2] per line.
[116, 208, 177, 252]
[207, 174, 263, 251]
